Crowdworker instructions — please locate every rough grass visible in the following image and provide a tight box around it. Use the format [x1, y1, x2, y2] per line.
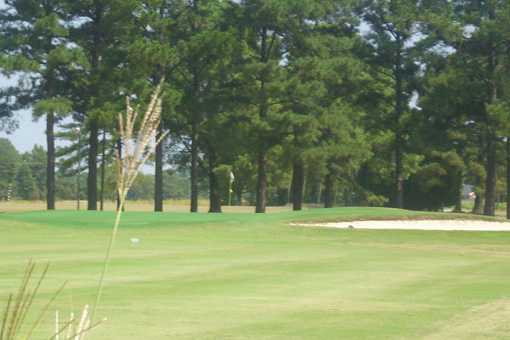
[423, 299, 510, 339]
[461, 199, 508, 218]
[1, 207, 510, 339]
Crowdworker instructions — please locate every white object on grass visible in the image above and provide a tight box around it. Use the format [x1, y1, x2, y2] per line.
[130, 238, 140, 245]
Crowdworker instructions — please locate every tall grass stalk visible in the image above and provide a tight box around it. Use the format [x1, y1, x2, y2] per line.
[91, 79, 167, 322]
[0, 261, 65, 340]
[51, 305, 103, 340]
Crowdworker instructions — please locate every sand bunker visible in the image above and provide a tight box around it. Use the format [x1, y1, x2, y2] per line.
[293, 219, 510, 231]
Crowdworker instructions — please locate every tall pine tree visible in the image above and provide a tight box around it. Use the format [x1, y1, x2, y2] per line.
[0, 0, 78, 209]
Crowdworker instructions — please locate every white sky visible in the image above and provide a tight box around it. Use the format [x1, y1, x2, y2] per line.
[0, 75, 47, 152]
[0, 0, 46, 152]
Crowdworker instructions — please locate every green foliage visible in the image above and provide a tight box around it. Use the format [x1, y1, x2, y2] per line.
[25, 146, 47, 197]
[0, 138, 19, 200]
[0, 0, 79, 118]
[0, 145, 48, 201]
[213, 164, 233, 203]
[32, 98, 72, 119]
[405, 151, 465, 211]
[402, 154, 425, 180]
[3, 0, 510, 213]
[15, 162, 37, 200]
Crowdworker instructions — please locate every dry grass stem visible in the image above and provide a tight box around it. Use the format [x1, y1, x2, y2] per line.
[92, 79, 168, 322]
[0, 261, 68, 340]
[52, 305, 104, 340]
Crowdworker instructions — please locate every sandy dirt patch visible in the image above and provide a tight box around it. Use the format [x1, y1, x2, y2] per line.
[293, 219, 510, 231]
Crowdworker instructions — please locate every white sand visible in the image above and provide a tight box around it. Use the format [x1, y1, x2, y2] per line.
[293, 219, 510, 231]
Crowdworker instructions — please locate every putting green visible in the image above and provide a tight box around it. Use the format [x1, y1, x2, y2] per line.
[1, 208, 510, 339]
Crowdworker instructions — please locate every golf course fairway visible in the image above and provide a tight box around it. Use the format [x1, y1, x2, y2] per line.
[1, 207, 510, 339]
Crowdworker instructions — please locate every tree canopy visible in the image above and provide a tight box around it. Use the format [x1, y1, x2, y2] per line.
[1, 0, 510, 216]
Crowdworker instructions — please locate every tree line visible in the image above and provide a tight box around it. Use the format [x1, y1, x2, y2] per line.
[0, 138, 191, 202]
[1, 0, 509, 216]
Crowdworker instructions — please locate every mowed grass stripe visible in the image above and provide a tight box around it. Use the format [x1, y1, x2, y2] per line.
[1, 208, 510, 339]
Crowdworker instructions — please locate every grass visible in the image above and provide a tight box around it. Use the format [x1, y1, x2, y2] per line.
[461, 199, 508, 217]
[1, 207, 510, 339]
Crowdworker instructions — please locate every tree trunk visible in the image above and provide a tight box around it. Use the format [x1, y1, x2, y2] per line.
[154, 124, 164, 212]
[99, 129, 106, 211]
[236, 188, 243, 206]
[483, 138, 497, 216]
[190, 124, 199, 213]
[453, 170, 463, 213]
[316, 180, 322, 204]
[116, 139, 122, 212]
[289, 177, 294, 206]
[46, 112, 55, 210]
[394, 136, 404, 209]
[255, 151, 267, 213]
[207, 150, 222, 213]
[393, 37, 404, 209]
[472, 192, 483, 214]
[344, 189, 351, 206]
[291, 160, 304, 211]
[324, 172, 335, 208]
[472, 139, 484, 214]
[305, 174, 319, 205]
[87, 7, 101, 211]
[254, 27, 272, 214]
[507, 138, 510, 219]
[484, 8, 498, 217]
[87, 120, 98, 210]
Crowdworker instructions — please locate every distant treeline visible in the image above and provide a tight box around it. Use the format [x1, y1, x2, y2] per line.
[0, 138, 191, 203]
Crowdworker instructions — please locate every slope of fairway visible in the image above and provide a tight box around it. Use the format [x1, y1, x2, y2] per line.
[1, 207, 510, 339]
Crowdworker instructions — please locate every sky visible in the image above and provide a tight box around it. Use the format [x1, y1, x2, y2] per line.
[0, 74, 157, 172]
[0, 75, 47, 153]
[0, 0, 46, 153]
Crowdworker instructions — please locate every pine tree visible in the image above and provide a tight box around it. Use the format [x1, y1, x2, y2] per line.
[166, 0, 235, 212]
[231, 0, 317, 213]
[128, 0, 179, 212]
[283, 0, 365, 210]
[430, 0, 510, 216]
[0, 0, 78, 209]
[357, 0, 433, 208]
[67, 0, 137, 210]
